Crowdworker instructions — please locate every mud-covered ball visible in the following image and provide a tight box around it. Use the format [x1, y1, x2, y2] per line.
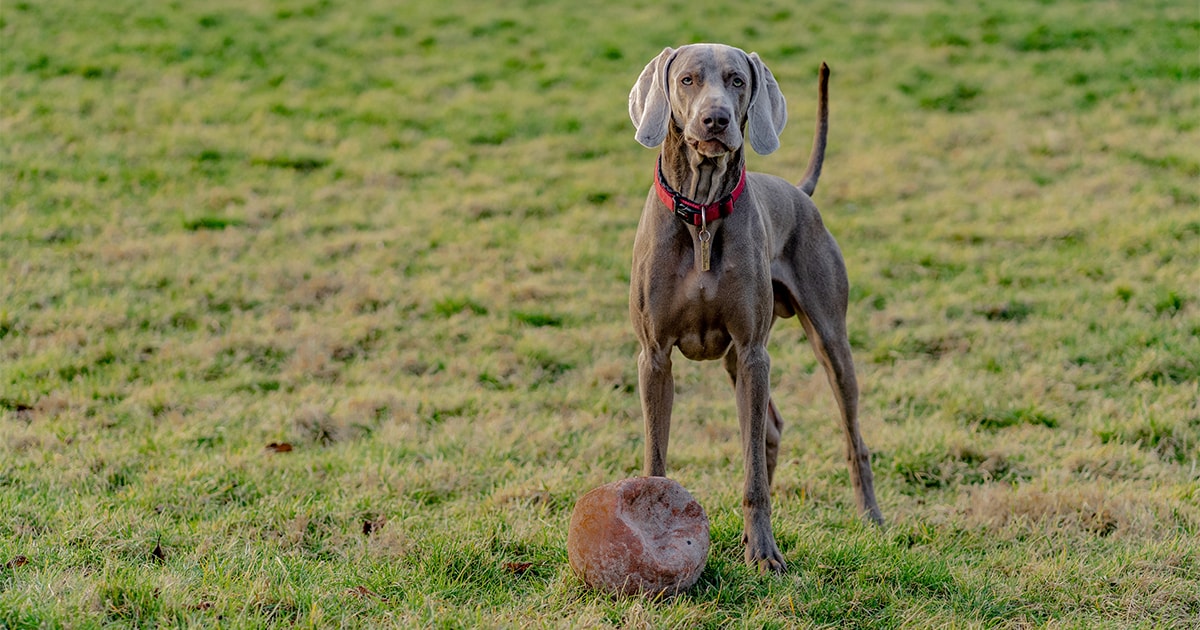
[567, 477, 710, 595]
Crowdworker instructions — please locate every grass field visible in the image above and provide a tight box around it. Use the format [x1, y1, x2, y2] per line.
[2, 0, 1198, 626]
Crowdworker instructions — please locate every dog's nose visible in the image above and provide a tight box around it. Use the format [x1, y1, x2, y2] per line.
[702, 109, 731, 133]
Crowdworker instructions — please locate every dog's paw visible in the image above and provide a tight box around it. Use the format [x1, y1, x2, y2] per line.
[742, 531, 787, 574]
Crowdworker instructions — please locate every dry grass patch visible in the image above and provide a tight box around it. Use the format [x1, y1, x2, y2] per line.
[959, 482, 1194, 539]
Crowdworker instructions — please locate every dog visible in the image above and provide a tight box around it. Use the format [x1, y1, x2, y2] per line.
[627, 44, 884, 573]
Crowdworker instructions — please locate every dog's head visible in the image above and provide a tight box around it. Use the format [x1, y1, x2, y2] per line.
[629, 43, 787, 156]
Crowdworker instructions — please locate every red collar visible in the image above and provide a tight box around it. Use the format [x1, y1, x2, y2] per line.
[654, 156, 747, 226]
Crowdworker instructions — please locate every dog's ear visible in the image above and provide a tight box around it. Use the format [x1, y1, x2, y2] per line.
[629, 47, 677, 148]
[746, 52, 787, 155]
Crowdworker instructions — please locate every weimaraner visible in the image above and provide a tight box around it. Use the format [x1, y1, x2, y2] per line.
[628, 44, 884, 573]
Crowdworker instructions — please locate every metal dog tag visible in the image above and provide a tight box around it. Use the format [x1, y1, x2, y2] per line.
[699, 228, 712, 271]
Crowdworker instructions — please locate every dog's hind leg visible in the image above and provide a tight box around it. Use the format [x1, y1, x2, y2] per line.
[795, 309, 884, 526]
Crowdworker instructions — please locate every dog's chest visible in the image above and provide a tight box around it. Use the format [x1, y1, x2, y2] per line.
[670, 272, 734, 361]
[675, 323, 732, 362]
[682, 268, 721, 303]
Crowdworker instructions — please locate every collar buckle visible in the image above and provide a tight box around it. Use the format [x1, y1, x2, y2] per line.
[672, 196, 696, 223]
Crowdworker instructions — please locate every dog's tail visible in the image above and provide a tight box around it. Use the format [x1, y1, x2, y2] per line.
[797, 62, 829, 197]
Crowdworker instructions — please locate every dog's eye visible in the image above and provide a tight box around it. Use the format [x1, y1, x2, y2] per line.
[731, 77, 744, 88]
[680, 76, 693, 86]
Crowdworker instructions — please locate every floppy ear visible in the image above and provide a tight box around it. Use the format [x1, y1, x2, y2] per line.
[746, 52, 787, 155]
[629, 47, 677, 148]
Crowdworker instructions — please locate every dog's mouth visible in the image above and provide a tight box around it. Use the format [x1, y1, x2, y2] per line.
[687, 137, 736, 157]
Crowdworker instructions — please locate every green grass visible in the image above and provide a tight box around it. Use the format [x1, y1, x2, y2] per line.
[2, 0, 1198, 626]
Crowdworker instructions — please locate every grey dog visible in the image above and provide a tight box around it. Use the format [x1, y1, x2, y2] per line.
[627, 44, 884, 573]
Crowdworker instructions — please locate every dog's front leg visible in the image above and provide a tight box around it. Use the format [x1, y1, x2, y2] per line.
[638, 346, 674, 477]
[736, 344, 786, 573]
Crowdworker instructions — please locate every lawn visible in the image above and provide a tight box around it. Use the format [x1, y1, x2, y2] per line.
[1, 0, 1197, 627]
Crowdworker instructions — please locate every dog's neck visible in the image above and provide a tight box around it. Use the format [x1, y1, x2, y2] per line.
[660, 128, 746, 207]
